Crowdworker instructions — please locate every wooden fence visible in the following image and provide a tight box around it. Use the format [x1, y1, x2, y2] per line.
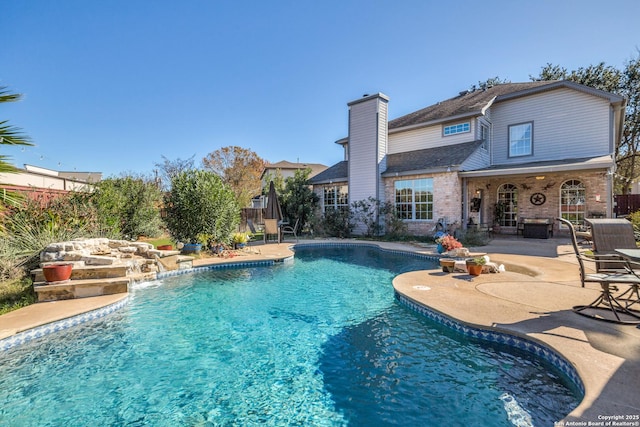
[614, 194, 640, 217]
[240, 208, 264, 232]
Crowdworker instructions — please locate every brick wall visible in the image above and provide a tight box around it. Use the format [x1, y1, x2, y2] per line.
[383, 172, 461, 236]
[466, 170, 609, 234]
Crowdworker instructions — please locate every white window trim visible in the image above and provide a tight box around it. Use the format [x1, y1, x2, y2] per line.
[508, 121, 533, 157]
[443, 122, 470, 137]
[394, 178, 433, 221]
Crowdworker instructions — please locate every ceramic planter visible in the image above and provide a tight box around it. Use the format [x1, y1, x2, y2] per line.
[42, 263, 73, 283]
[439, 259, 456, 273]
[182, 243, 202, 254]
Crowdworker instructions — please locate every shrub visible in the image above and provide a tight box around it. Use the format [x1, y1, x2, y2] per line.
[91, 175, 164, 239]
[0, 194, 103, 275]
[314, 208, 353, 238]
[459, 228, 491, 247]
[350, 197, 408, 239]
[163, 170, 239, 245]
[627, 211, 640, 240]
[281, 168, 318, 229]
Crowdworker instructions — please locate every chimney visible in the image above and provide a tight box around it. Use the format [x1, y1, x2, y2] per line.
[346, 92, 389, 234]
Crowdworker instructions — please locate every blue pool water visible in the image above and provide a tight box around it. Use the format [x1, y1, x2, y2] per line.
[0, 246, 581, 426]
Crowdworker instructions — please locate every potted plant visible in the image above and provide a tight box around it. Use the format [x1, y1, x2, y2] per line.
[439, 258, 456, 273]
[232, 232, 250, 249]
[435, 234, 463, 254]
[42, 263, 73, 283]
[493, 201, 507, 233]
[465, 257, 486, 276]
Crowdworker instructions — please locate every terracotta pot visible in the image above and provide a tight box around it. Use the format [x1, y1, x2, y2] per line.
[466, 263, 483, 276]
[42, 263, 73, 283]
[157, 244, 173, 251]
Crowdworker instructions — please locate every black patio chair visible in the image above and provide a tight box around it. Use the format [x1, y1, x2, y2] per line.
[557, 217, 640, 324]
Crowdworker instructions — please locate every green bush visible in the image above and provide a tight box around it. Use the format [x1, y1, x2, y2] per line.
[459, 228, 491, 247]
[627, 211, 640, 240]
[163, 170, 239, 245]
[280, 168, 318, 229]
[91, 175, 163, 239]
[349, 197, 408, 239]
[1, 194, 103, 274]
[314, 208, 353, 238]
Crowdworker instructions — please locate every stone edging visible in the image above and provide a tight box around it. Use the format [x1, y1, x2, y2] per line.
[395, 292, 585, 395]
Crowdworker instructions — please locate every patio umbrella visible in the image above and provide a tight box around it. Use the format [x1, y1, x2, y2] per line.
[264, 181, 283, 221]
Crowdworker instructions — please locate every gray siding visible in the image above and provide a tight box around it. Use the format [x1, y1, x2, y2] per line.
[389, 120, 476, 154]
[347, 94, 389, 228]
[491, 88, 611, 165]
[377, 100, 388, 201]
[461, 145, 490, 170]
[349, 99, 378, 205]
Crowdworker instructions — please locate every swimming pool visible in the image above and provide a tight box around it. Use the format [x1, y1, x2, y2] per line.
[0, 245, 581, 425]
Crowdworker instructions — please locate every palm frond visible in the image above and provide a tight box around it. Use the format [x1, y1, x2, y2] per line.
[0, 121, 33, 146]
[0, 86, 22, 104]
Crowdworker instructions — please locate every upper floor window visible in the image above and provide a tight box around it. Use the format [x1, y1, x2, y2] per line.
[395, 178, 433, 220]
[480, 123, 489, 150]
[443, 122, 470, 136]
[509, 122, 533, 157]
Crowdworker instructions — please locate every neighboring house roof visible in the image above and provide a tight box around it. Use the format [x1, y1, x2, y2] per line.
[383, 140, 484, 176]
[308, 161, 348, 184]
[262, 160, 328, 179]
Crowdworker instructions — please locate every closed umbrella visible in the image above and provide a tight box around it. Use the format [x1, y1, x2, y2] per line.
[264, 181, 283, 221]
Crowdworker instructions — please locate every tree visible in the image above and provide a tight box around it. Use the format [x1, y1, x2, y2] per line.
[262, 169, 285, 196]
[472, 76, 510, 91]
[153, 155, 196, 191]
[91, 174, 164, 239]
[531, 55, 640, 193]
[202, 146, 266, 208]
[0, 86, 34, 208]
[280, 168, 318, 231]
[163, 170, 239, 245]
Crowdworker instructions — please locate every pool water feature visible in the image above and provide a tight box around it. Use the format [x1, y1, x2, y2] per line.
[0, 246, 581, 426]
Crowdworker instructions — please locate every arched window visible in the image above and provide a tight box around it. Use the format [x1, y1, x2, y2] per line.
[497, 184, 518, 227]
[560, 180, 586, 225]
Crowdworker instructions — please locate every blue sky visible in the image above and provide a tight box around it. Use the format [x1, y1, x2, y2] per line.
[2, 0, 639, 178]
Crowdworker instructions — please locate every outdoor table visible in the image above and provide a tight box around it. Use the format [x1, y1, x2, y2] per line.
[612, 249, 640, 310]
[615, 248, 640, 262]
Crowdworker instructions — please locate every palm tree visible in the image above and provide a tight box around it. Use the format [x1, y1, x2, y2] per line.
[0, 86, 33, 207]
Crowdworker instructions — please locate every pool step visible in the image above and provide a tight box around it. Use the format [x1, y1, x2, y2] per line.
[31, 265, 128, 283]
[33, 277, 130, 302]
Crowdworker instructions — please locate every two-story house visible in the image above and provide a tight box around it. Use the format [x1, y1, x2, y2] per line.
[309, 81, 626, 235]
